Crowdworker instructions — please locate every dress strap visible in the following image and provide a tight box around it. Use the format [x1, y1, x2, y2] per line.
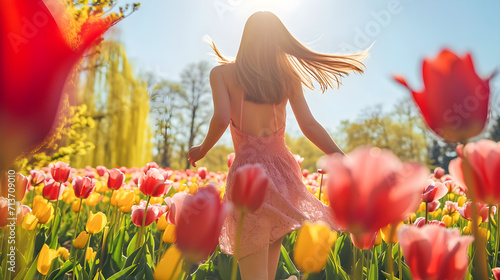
[240, 91, 244, 130]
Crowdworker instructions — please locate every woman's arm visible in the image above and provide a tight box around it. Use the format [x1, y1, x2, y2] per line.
[188, 65, 230, 167]
[289, 81, 345, 156]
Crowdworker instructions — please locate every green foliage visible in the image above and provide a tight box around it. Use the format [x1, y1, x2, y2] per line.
[286, 133, 325, 172]
[72, 40, 153, 168]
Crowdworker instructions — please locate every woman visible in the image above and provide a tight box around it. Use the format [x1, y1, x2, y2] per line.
[188, 11, 368, 280]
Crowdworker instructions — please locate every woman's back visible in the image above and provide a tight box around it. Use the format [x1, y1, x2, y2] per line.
[221, 63, 289, 137]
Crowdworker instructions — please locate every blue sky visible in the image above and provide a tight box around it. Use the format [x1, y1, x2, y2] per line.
[109, 0, 500, 144]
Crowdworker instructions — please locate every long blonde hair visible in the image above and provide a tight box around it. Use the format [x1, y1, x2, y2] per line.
[208, 11, 369, 104]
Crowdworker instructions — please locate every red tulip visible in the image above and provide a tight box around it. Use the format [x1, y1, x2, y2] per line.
[493, 268, 500, 280]
[107, 168, 125, 190]
[449, 140, 500, 204]
[30, 170, 46, 187]
[350, 232, 377, 250]
[233, 164, 269, 213]
[42, 179, 64, 201]
[394, 49, 494, 142]
[427, 201, 441, 212]
[49, 162, 71, 183]
[176, 184, 230, 261]
[422, 180, 448, 203]
[432, 167, 445, 180]
[324, 146, 429, 241]
[458, 202, 495, 222]
[0, 0, 119, 169]
[197, 167, 207, 180]
[131, 203, 160, 227]
[398, 224, 473, 280]
[72, 176, 96, 199]
[227, 153, 235, 168]
[138, 168, 173, 197]
[0, 197, 8, 227]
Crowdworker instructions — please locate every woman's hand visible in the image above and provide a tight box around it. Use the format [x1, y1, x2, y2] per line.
[188, 145, 206, 167]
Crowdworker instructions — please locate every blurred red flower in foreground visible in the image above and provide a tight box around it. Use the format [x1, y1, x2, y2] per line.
[233, 164, 269, 213]
[176, 184, 230, 261]
[449, 139, 500, 205]
[398, 224, 473, 280]
[323, 146, 429, 241]
[0, 0, 120, 169]
[394, 49, 495, 142]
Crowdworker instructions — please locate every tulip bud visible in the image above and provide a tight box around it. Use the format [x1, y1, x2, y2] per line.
[22, 213, 38, 231]
[162, 223, 176, 244]
[156, 214, 168, 231]
[86, 211, 107, 234]
[49, 162, 71, 183]
[57, 247, 69, 260]
[86, 247, 96, 262]
[294, 221, 337, 273]
[442, 215, 453, 227]
[233, 164, 270, 213]
[380, 222, 403, 244]
[154, 245, 183, 280]
[37, 244, 58, 275]
[74, 231, 90, 249]
[107, 168, 125, 190]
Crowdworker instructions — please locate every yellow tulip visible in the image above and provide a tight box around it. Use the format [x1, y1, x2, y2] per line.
[380, 222, 403, 244]
[86, 211, 107, 234]
[102, 196, 110, 204]
[119, 199, 135, 213]
[293, 220, 337, 273]
[477, 227, 490, 240]
[62, 187, 76, 204]
[189, 183, 199, 195]
[178, 184, 188, 192]
[86, 247, 96, 262]
[463, 226, 470, 234]
[150, 196, 164, 205]
[191, 177, 197, 183]
[410, 213, 417, 223]
[94, 181, 108, 193]
[85, 192, 101, 207]
[458, 196, 467, 207]
[117, 189, 135, 208]
[451, 212, 460, 223]
[157, 214, 168, 231]
[442, 215, 453, 227]
[374, 231, 382, 246]
[32, 198, 54, 224]
[57, 247, 69, 260]
[448, 193, 455, 200]
[162, 223, 176, 244]
[37, 244, 58, 275]
[22, 213, 38, 231]
[74, 231, 90, 249]
[72, 200, 82, 213]
[418, 202, 426, 212]
[154, 245, 183, 280]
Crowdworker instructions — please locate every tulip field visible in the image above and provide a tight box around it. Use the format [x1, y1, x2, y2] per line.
[1, 137, 500, 280]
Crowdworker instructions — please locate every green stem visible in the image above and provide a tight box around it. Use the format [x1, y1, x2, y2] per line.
[398, 244, 402, 280]
[136, 196, 151, 250]
[49, 184, 61, 236]
[303, 272, 310, 280]
[387, 242, 394, 280]
[318, 173, 324, 201]
[494, 204, 500, 268]
[231, 211, 245, 280]
[105, 190, 115, 224]
[82, 234, 93, 277]
[425, 202, 428, 224]
[72, 199, 83, 241]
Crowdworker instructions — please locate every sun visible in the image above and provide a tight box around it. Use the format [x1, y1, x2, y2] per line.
[235, 0, 301, 22]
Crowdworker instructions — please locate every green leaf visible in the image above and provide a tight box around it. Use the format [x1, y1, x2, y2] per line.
[126, 232, 139, 257]
[217, 253, 234, 280]
[280, 245, 300, 277]
[334, 234, 347, 256]
[23, 254, 40, 280]
[112, 224, 126, 268]
[106, 263, 139, 280]
[49, 212, 62, 249]
[47, 260, 74, 280]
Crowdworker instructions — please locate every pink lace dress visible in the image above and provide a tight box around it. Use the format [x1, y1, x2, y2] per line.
[219, 92, 339, 258]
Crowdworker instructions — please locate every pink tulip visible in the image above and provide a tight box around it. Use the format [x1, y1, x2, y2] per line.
[227, 153, 235, 168]
[96, 166, 107, 177]
[433, 167, 445, 180]
[427, 201, 440, 212]
[16, 204, 31, 225]
[42, 179, 64, 201]
[449, 140, 500, 205]
[49, 162, 71, 183]
[107, 168, 125, 190]
[492, 268, 500, 280]
[293, 154, 304, 166]
[131, 203, 160, 227]
[72, 176, 96, 199]
[350, 232, 377, 250]
[324, 147, 429, 241]
[398, 224, 473, 280]
[0, 197, 8, 227]
[414, 217, 445, 228]
[176, 184, 230, 261]
[138, 168, 173, 197]
[165, 192, 190, 225]
[444, 201, 459, 214]
[29, 170, 46, 187]
[233, 164, 270, 213]
[394, 49, 494, 142]
[458, 202, 495, 222]
[422, 180, 448, 203]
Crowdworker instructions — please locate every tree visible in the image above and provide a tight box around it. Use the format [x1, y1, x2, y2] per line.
[71, 40, 153, 168]
[179, 61, 213, 169]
